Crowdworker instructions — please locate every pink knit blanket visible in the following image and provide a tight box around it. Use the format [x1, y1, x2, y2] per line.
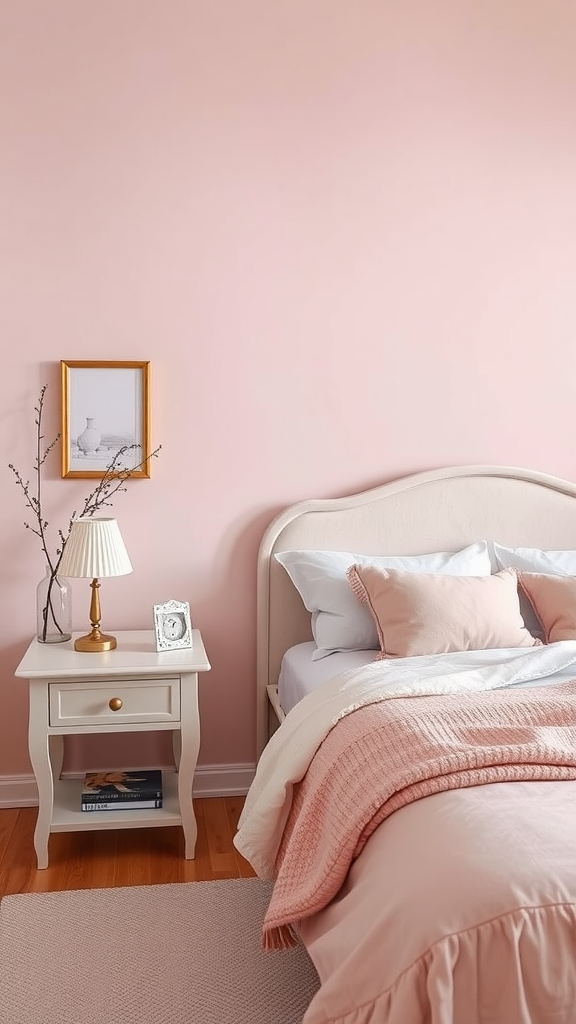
[263, 679, 576, 949]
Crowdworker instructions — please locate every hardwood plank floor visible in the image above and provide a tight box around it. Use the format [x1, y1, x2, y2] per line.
[0, 797, 256, 897]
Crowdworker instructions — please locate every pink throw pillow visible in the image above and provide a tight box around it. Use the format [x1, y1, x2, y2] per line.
[346, 565, 541, 658]
[518, 573, 576, 643]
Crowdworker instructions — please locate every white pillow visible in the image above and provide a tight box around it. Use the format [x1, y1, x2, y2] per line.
[275, 542, 492, 660]
[493, 544, 576, 636]
[493, 544, 576, 575]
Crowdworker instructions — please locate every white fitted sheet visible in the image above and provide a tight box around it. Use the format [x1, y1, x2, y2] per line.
[277, 640, 576, 715]
[278, 642, 378, 713]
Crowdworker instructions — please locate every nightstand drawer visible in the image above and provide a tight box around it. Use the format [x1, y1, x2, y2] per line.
[49, 677, 181, 727]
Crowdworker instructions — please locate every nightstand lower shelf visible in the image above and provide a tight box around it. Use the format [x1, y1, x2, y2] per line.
[52, 770, 182, 832]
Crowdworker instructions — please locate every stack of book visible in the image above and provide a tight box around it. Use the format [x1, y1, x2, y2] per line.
[80, 770, 163, 811]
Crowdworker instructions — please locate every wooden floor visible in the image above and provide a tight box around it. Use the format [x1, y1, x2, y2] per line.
[0, 797, 255, 898]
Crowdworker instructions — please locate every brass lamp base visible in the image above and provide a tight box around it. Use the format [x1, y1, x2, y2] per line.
[74, 627, 117, 653]
[74, 578, 118, 652]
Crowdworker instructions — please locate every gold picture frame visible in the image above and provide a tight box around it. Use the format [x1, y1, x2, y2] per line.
[61, 360, 151, 479]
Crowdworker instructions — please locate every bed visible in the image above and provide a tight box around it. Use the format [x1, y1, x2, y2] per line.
[235, 464, 576, 1024]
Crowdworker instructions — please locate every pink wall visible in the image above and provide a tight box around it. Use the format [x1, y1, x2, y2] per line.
[2, 1, 576, 778]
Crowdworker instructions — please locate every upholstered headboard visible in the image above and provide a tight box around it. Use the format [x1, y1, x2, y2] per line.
[256, 464, 576, 755]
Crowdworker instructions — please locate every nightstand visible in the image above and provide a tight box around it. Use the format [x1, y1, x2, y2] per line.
[15, 629, 210, 869]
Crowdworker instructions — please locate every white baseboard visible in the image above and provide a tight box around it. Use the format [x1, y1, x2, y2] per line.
[0, 775, 38, 808]
[192, 763, 256, 798]
[0, 764, 257, 808]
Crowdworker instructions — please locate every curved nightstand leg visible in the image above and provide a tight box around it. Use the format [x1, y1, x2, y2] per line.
[28, 680, 54, 870]
[172, 729, 182, 770]
[178, 672, 200, 858]
[49, 734, 65, 781]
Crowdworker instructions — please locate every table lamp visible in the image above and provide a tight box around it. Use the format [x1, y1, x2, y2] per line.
[58, 517, 133, 652]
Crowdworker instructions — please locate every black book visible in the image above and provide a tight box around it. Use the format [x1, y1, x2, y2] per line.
[81, 769, 163, 806]
[81, 796, 162, 810]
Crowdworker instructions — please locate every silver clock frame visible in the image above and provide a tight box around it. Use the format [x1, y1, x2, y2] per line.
[153, 599, 193, 652]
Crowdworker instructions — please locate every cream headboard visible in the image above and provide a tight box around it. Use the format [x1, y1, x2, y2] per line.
[256, 464, 576, 755]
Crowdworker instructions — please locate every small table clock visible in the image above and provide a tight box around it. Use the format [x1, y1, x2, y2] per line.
[153, 599, 193, 652]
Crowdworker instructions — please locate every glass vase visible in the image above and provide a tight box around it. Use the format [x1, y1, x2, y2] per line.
[36, 566, 72, 644]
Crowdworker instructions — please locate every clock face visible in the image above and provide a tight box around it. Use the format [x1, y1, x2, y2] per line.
[163, 614, 185, 641]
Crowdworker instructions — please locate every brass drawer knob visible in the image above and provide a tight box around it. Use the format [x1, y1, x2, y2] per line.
[108, 697, 123, 712]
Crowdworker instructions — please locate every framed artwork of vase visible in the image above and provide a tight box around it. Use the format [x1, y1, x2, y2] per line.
[60, 360, 151, 479]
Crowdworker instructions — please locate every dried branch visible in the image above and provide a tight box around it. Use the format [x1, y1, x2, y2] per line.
[9, 386, 162, 640]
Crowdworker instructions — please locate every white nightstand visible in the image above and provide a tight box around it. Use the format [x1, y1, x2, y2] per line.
[15, 629, 211, 869]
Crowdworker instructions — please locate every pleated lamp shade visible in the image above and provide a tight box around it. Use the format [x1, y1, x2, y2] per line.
[58, 518, 132, 652]
[60, 518, 133, 579]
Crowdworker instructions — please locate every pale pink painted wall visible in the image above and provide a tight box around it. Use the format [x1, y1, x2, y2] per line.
[1, 1, 576, 778]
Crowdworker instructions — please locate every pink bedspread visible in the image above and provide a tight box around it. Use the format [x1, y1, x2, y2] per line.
[299, 779, 576, 1023]
[263, 679, 576, 951]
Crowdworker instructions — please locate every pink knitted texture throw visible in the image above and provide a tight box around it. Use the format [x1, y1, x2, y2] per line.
[263, 679, 576, 949]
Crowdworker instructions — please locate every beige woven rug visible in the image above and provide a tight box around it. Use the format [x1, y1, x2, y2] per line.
[0, 878, 320, 1024]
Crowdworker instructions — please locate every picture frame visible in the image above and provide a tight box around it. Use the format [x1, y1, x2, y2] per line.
[61, 360, 151, 479]
[153, 600, 193, 652]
